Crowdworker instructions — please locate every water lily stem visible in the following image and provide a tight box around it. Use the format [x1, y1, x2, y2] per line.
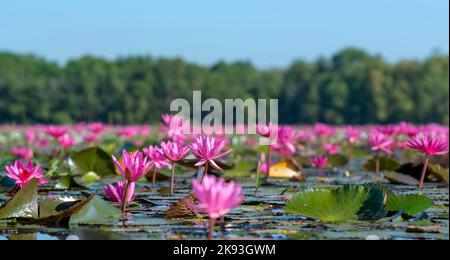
[121, 180, 130, 214]
[348, 143, 353, 170]
[267, 146, 272, 177]
[201, 162, 209, 183]
[375, 151, 380, 176]
[208, 218, 217, 240]
[419, 155, 429, 191]
[152, 167, 157, 190]
[170, 161, 175, 195]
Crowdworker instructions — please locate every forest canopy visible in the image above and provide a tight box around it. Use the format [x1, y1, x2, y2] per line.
[0, 48, 448, 125]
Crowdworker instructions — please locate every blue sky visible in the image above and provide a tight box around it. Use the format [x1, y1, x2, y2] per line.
[1, 0, 448, 68]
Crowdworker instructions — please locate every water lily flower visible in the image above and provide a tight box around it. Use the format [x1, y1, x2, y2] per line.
[88, 122, 106, 134]
[47, 125, 68, 138]
[24, 130, 36, 144]
[314, 123, 336, 138]
[160, 141, 190, 194]
[112, 150, 152, 182]
[143, 145, 170, 188]
[344, 126, 360, 144]
[11, 147, 33, 160]
[310, 156, 328, 169]
[112, 150, 152, 213]
[368, 131, 393, 175]
[190, 135, 233, 173]
[84, 133, 98, 143]
[161, 114, 188, 142]
[256, 123, 278, 176]
[190, 174, 244, 240]
[369, 132, 393, 154]
[397, 122, 418, 137]
[104, 181, 135, 203]
[324, 143, 341, 155]
[407, 134, 449, 190]
[58, 134, 76, 149]
[271, 126, 296, 157]
[256, 123, 277, 138]
[117, 127, 139, 139]
[5, 160, 47, 188]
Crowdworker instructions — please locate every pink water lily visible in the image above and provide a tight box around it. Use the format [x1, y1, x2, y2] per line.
[271, 126, 296, 157]
[407, 134, 449, 156]
[88, 122, 106, 134]
[112, 150, 152, 182]
[368, 131, 393, 154]
[310, 155, 328, 169]
[160, 141, 190, 162]
[161, 141, 190, 194]
[315, 123, 336, 138]
[324, 143, 341, 155]
[104, 181, 135, 203]
[47, 125, 68, 138]
[161, 114, 188, 142]
[58, 134, 76, 149]
[190, 135, 233, 171]
[256, 123, 277, 138]
[112, 150, 152, 213]
[344, 126, 360, 144]
[407, 134, 449, 190]
[11, 147, 33, 160]
[5, 160, 47, 188]
[368, 131, 393, 176]
[190, 174, 244, 240]
[143, 145, 170, 188]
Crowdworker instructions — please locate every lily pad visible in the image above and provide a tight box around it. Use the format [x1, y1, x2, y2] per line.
[39, 196, 94, 225]
[69, 196, 122, 225]
[387, 193, 433, 217]
[396, 163, 449, 183]
[0, 179, 38, 219]
[71, 147, 116, 176]
[383, 171, 420, 186]
[224, 160, 255, 178]
[55, 176, 87, 190]
[285, 185, 387, 223]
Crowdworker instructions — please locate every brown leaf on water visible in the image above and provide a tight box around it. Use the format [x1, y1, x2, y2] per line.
[383, 171, 420, 186]
[165, 193, 197, 219]
[406, 225, 442, 233]
[269, 159, 302, 178]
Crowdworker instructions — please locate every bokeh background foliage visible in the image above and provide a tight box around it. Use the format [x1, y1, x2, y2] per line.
[0, 48, 448, 125]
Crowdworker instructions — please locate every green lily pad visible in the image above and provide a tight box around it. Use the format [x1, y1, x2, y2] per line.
[0, 179, 38, 219]
[387, 193, 433, 217]
[69, 196, 122, 225]
[224, 160, 255, 178]
[285, 185, 388, 223]
[71, 147, 116, 176]
[39, 198, 79, 219]
[39, 196, 94, 225]
[363, 156, 401, 172]
[81, 171, 101, 182]
[55, 176, 87, 190]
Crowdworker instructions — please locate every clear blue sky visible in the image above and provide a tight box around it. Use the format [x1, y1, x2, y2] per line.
[1, 0, 448, 68]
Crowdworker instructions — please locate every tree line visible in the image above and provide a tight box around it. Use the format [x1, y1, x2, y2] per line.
[0, 48, 448, 125]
